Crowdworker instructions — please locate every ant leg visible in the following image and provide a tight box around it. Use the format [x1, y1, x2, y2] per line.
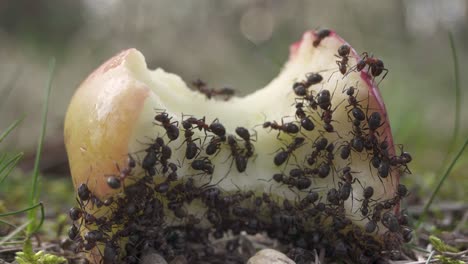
[377, 69, 389, 86]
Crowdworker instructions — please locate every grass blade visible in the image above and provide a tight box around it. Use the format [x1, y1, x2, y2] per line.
[436, 31, 461, 175]
[0, 220, 30, 246]
[0, 67, 22, 110]
[418, 137, 468, 227]
[0, 116, 25, 144]
[26, 57, 55, 236]
[0, 152, 24, 185]
[447, 31, 461, 152]
[0, 202, 44, 217]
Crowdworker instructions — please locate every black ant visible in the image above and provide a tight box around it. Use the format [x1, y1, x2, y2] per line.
[381, 211, 400, 233]
[227, 135, 248, 173]
[191, 157, 214, 175]
[192, 79, 236, 101]
[304, 72, 324, 87]
[77, 183, 91, 202]
[69, 207, 83, 221]
[338, 142, 351, 160]
[205, 136, 224, 156]
[377, 159, 390, 178]
[273, 137, 305, 166]
[313, 29, 331, 47]
[295, 102, 315, 131]
[154, 111, 179, 141]
[305, 136, 327, 166]
[382, 184, 408, 209]
[263, 118, 299, 138]
[317, 89, 332, 110]
[355, 52, 388, 81]
[390, 146, 412, 174]
[356, 186, 374, 217]
[344, 86, 366, 124]
[297, 191, 319, 210]
[180, 124, 201, 160]
[317, 87, 343, 134]
[336, 44, 351, 75]
[364, 203, 384, 234]
[293, 73, 323, 96]
[235, 126, 256, 158]
[183, 116, 226, 138]
[326, 188, 340, 206]
[68, 223, 80, 241]
[141, 137, 165, 176]
[272, 173, 311, 190]
[106, 155, 136, 189]
[338, 166, 360, 202]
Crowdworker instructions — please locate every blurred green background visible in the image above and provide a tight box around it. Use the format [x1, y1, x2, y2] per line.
[0, 0, 466, 210]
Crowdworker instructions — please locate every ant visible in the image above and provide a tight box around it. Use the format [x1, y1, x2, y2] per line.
[364, 203, 384, 234]
[382, 184, 409, 209]
[317, 89, 332, 110]
[192, 79, 236, 101]
[68, 223, 80, 241]
[154, 111, 180, 141]
[305, 136, 327, 166]
[205, 136, 224, 156]
[317, 87, 344, 134]
[303, 72, 323, 87]
[263, 118, 299, 138]
[291, 72, 322, 97]
[338, 166, 360, 202]
[338, 142, 351, 160]
[106, 155, 136, 189]
[295, 102, 315, 131]
[141, 138, 165, 176]
[381, 211, 400, 233]
[77, 183, 91, 202]
[343, 86, 366, 124]
[313, 29, 331, 47]
[356, 186, 375, 217]
[180, 122, 201, 160]
[297, 191, 319, 210]
[326, 188, 340, 206]
[191, 157, 214, 174]
[390, 146, 412, 174]
[235, 126, 256, 158]
[377, 159, 390, 178]
[273, 137, 305, 166]
[353, 52, 389, 83]
[183, 116, 226, 138]
[227, 135, 248, 173]
[272, 173, 311, 190]
[336, 44, 351, 74]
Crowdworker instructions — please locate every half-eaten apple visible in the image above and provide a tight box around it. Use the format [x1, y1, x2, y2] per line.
[64, 29, 412, 263]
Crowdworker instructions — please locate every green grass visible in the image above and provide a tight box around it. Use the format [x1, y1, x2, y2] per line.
[0, 58, 56, 262]
[26, 57, 55, 237]
[417, 138, 468, 227]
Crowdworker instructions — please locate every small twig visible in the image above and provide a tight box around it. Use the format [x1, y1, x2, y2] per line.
[454, 210, 468, 233]
[425, 250, 435, 264]
[314, 249, 321, 264]
[441, 248, 468, 258]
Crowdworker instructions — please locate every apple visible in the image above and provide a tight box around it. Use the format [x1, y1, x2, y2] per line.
[65, 29, 410, 263]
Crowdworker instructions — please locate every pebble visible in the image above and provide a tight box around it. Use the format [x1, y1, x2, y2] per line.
[247, 249, 295, 264]
[140, 249, 167, 264]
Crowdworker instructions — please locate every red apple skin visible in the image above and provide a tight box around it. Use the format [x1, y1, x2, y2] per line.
[65, 49, 151, 200]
